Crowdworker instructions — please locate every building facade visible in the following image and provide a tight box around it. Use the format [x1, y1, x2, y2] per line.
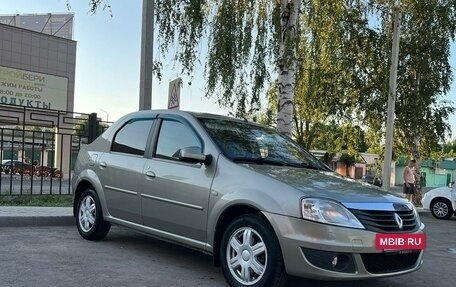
[0, 21, 76, 111]
[0, 14, 77, 178]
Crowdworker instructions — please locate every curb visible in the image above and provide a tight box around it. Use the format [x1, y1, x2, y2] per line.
[416, 207, 430, 213]
[0, 216, 74, 227]
[0, 206, 74, 227]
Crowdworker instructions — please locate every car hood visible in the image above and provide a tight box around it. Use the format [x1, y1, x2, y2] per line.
[427, 186, 451, 194]
[245, 165, 404, 204]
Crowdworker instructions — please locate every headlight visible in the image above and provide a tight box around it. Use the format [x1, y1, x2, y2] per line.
[409, 203, 422, 227]
[301, 198, 365, 229]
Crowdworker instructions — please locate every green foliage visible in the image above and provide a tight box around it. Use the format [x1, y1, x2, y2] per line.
[339, 152, 356, 167]
[85, 0, 456, 159]
[154, 0, 281, 116]
[365, 0, 456, 157]
[155, 0, 206, 75]
[0, 195, 73, 207]
[293, 1, 380, 152]
[293, 0, 456, 158]
[74, 119, 108, 138]
[257, 81, 278, 126]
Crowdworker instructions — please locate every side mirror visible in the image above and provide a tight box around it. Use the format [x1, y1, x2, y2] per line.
[179, 146, 212, 165]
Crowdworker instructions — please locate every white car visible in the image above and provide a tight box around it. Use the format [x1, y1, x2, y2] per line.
[422, 186, 456, 219]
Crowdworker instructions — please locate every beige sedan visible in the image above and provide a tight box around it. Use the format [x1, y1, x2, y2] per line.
[72, 110, 425, 287]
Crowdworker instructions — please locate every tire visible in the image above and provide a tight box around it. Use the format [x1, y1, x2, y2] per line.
[220, 214, 287, 287]
[76, 189, 111, 240]
[430, 198, 454, 220]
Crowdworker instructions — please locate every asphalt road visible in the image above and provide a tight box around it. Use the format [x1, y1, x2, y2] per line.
[0, 213, 454, 287]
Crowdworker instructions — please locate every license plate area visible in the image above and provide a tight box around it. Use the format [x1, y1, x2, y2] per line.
[375, 233, 426, 250]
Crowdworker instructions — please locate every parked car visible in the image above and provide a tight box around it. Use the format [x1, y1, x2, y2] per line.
[1, 160, 61, 178]
[361, 173, 382, 187]
[72, 110, 425, 287]
[422, 186, 456, 219]
[1, 159, 11, 173]
[1, 160, 33, 175]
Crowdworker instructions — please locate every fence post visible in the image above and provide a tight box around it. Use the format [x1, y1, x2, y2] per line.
[88, 113, 99, 144]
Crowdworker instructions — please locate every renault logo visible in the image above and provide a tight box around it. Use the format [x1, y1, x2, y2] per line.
[394, 213, 403, 230]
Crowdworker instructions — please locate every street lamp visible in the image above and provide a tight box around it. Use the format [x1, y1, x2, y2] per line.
[382, 1, 401, 191]
[139, 0, 154, 110]
[99, 109, 109, 122]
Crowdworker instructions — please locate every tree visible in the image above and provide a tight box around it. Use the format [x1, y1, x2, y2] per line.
[277, 0, 301, 137]
[293, 1, 375, 150]
[365, 0, 456, 204]
[84, 1, 456, 183]
[442, 139, 456, 156]
[85, 0, 303, 137]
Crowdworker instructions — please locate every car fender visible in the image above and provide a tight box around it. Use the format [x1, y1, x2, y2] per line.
[206, 186, 296, 251]
[422, 187, 455, 210]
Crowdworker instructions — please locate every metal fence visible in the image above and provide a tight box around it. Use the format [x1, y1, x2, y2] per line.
[0, 103, 105, 196]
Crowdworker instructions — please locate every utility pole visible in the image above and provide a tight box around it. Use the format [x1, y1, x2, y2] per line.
[139, 0, 154, 110]
[382, 2, 401, 191]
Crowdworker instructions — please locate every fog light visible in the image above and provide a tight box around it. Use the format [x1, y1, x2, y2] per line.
[302, 248, 356, 273]
[332, 255, 350, 272]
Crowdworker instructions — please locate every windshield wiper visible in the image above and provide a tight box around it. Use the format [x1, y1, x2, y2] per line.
[298, 161, 321, 170]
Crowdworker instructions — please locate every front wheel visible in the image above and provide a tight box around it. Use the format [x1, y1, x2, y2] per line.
[220, 214, 287, 287]
[430, 198, 454, 220]
[76, 189, 111, 240]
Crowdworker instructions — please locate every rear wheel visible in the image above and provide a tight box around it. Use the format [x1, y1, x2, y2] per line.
[430, 198, 453, 220]
[220, 214, 287, 287]
[76, 189, 110, 240]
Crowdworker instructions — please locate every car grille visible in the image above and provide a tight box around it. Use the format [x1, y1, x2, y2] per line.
[349, 209, 418, 233]
[361, 251, 421, 274]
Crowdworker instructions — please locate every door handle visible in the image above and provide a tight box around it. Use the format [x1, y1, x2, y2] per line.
[145, 171, 156, 178]
[99, 162, 107, 168]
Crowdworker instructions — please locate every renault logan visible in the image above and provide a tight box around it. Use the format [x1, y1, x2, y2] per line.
[72, 110, 425, 287]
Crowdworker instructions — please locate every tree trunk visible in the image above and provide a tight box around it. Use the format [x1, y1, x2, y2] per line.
[277, 0, 301, 138]
[411, 72, 422, 206]
[411, 136, 422, 206]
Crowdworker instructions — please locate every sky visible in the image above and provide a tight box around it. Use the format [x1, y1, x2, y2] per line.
[1, 0, 456, 138]
[0, 0, 226, 122]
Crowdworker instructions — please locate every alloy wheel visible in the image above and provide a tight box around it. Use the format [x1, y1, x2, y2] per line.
[433, 201, 449, 218]
[226, 227, 267, 285]
[79, 195, 96, 233]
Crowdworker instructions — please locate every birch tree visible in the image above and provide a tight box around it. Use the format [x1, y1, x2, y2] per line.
[85, 0, 302, 136]
[84, 0, 456, 167]
[277, 0, 301, 136]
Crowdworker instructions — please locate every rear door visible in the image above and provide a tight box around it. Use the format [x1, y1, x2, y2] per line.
[140, 115, 214, 242]
[97, 118, 156, 224]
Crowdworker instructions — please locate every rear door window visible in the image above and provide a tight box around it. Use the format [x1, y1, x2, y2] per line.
[111, 119, 154, 156]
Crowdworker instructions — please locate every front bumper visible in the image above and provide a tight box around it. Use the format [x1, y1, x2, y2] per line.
[263, 212, 425, 280]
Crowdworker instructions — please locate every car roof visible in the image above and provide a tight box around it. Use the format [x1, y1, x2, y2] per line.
[123, 109, 260, 126]
[2, 159, 18, 163]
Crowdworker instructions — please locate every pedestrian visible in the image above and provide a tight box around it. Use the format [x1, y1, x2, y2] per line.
[403, 159, 417, 202]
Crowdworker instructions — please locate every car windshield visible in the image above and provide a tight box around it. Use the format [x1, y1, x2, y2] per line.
[198, 117, 330, 171]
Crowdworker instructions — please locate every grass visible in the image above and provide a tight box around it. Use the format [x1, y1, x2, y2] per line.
[0, 194, 73, 207]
